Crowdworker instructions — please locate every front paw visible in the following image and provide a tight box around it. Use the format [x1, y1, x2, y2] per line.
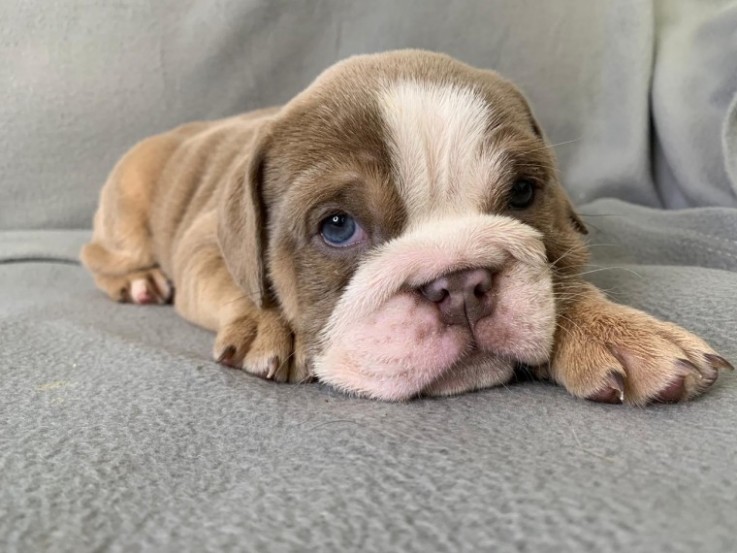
[551, 289, 732, 405]
[213, 309, 307, 383]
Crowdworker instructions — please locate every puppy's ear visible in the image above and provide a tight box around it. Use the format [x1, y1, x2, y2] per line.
[568, 206, 588, 235]
[517, 96, 587, 236]
[557, 186, 589, 235]
[217, 127, 272, 308]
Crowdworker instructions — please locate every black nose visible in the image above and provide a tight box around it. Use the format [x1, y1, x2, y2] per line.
[418, 268, 494, 326]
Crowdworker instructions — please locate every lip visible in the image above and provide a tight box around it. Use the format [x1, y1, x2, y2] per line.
[419, 349, 517, 397]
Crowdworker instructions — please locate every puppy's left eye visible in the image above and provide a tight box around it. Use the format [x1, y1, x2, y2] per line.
[508, 179, 536, 209]
[320, 212, 367, 248]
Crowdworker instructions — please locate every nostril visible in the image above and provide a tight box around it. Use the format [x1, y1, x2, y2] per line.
[419, 269, 494, 306]
[468, 269, 493, 298]
[420, 280, 449, 303]
[417, 269, 494, 326]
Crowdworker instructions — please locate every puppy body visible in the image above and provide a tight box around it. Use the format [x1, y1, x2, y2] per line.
[82, 50, 731, 403]
[82, 108, 294, 378]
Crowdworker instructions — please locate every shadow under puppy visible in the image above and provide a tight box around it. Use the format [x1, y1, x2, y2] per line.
[81, 50, 733, 404]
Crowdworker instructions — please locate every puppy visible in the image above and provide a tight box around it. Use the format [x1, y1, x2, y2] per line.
[81, 50, 732, 404]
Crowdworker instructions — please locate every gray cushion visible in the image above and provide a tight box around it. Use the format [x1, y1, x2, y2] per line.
[1, 0, 736, 230]
[2, 200, 736, 552]
[2, 0, 737, 551]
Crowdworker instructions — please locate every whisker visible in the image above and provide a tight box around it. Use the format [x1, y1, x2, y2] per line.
[523, 137, 583, 154]
[549, 245, 582, 268]
[548, 242, 622, 270]
[577, 266, 645, 279]
[547, 137, 584, 149]
[578, 220, 604, 233]
[576, 213, 627, 218]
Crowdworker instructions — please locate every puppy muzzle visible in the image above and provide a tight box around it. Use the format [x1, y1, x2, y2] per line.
[313, 214, 555, 400]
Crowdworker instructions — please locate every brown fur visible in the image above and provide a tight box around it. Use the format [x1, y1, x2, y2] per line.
[81, 50, 731, 403]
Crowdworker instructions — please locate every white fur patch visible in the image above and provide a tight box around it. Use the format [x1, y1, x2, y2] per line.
[379, 80, 501, 220]
[312, 214, 554, 400]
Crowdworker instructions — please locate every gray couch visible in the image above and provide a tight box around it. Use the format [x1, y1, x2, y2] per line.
[2, 1, 737, 552]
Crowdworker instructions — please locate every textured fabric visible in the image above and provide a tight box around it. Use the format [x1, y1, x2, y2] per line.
[1, 203, 737, 552]
[1, 0, 737, 231]
[3, 0, 737, 551]
[652, 0, 737, 207]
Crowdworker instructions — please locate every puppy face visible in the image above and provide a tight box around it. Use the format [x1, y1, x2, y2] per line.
[224, 50, 589, 399]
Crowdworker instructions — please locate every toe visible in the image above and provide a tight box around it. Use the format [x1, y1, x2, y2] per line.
[653, 375, 687, 403]
[655, 358, 719, 403]
[681, 357, 719, 399]
[148, 271, 174, 304]
[704, 353, 734, 372]
[216, 345, 239, 368]
[242, 354, 286, 381]
[131, 278, 156, 304]
[266, 357, 280, 380]
[586, 371, 625, 404]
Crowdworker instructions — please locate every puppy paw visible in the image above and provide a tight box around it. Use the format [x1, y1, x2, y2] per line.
[551, 292, 732, 406]
[214, 310, 303, 383]
[95, 268, 173, 305]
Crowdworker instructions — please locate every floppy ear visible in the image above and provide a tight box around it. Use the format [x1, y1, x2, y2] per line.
[217, 127, 272, 308]
[527, 113, 588, 236]
[568, 206, 589, 235]
[519, 95, 588, 236]
[557, 185, 589, 235]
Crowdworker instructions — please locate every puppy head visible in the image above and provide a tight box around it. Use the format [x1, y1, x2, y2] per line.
[220, 50, 588, 399]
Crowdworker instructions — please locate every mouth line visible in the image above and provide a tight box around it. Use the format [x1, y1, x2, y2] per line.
[511, 362, 540, 382]
[418, 348, 520, 395]
[448, 346, 517, 373]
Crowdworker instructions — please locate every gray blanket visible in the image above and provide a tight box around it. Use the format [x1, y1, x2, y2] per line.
[2, 1, 736, 552]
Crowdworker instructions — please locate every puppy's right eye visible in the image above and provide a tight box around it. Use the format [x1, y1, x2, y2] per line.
[320, 213, 367, 248]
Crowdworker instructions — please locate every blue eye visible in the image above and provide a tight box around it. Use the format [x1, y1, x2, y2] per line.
[320, 213, 366, 247]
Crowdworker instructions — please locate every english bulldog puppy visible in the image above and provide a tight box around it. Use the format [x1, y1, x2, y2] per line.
[81, 50, 732, 404]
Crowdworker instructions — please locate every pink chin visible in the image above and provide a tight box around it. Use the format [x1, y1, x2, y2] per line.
[420, 352, 517, 397]
[314, 293, 514, 400]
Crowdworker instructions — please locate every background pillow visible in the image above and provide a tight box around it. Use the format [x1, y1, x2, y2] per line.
[1, 0, 735, 229]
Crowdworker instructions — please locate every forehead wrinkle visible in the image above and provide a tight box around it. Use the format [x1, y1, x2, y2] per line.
[475, 127, 556, 207]
[466, 147, 511, 208]
[280, 156, 403, 243]
[288, 150, 388, 202]
[378, 80, 492, 221]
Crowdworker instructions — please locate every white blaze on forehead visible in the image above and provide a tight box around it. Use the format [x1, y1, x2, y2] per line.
[379, 80, 500, 218]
